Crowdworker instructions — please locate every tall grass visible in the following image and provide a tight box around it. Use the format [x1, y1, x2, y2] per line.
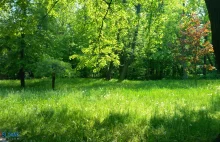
[0, 78, 219, 141]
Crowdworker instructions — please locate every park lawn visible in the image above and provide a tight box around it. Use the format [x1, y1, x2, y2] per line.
[0, 78, 219, 142]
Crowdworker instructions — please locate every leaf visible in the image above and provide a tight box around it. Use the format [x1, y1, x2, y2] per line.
[69, 54, 78, 60]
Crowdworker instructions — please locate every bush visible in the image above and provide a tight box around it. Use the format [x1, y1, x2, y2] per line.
[34, 58, 73, 78]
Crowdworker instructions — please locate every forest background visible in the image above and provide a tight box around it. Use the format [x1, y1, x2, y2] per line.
[0, 0, 220, 87]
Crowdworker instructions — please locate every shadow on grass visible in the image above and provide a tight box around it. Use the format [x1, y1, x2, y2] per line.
[3, 108, 132, 142]
[210, 94, 220, 112]
[8, 107, 90, 142]
[1, 105, 219, 142]
[144, 96, 220, 142]
[52, 78, 220, 91]
[94, 112, 130, 128]
[145, 109, 219, 142]
[1, 78, 220, 93]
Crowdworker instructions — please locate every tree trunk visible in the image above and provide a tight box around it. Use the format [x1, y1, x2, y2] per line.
[182, 62, 188, 79]
[52, 72, 55, 90]
[203, 36, 208, 77]
[203, 55, 207, 77]
[20, 34, 25, 88]
[19, 1, 27, 88]
[205, 0, 220, 71]
[207, 54, 214, 66]
[118, 4, 141, 81]
[172, 65, 177, 78]
[19, 68, 25, 88]
[106, 61, 113, 80]
[119, 61, 128, 81]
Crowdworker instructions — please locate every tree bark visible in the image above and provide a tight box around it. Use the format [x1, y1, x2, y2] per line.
[119, 61, 128, 81]
[182, 62, 188, 79]
[203, 55, 207, 77]
[119, 4, 141, 81]
[20, 34, 25, 88]
[19, 1, 27, 88]
[106, 61, 113, 80]
[207, 54, 214, 66]
[52, 72, 55, 90]
[205, 0, 220, 71]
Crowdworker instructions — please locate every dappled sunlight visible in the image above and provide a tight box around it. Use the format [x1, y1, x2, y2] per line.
[0, 79, 219, 141]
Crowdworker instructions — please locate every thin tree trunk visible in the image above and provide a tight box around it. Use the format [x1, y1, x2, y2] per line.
[172, 65, 176, 78]
[52, 72, 55, 90]
[207, 54, 214, 66]
[182, 62, 188, 79]
[106, 61, 113, 80]
[19, 1, 27, 88]
[203, 55, 207, 77]
[20, 34, 25, 88]
[203, 36, 208, 77]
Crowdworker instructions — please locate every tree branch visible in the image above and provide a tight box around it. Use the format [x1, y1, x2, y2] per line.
[42, 0, 59, 20]
[103, 0, 111, 5]
[97, 0, 113, 41]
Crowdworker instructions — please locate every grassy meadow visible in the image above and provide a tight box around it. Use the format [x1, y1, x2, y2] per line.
[0, 78, 220, 142]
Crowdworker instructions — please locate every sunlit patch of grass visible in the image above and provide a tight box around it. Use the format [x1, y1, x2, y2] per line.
[0, 78, 219, 141]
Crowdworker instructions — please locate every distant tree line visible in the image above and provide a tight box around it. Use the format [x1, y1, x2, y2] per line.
[0, 0, 219, 87]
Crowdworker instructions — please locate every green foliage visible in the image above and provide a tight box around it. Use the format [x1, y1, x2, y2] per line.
[0, 0, 216, 81]
[174, 13, 214, 78]
[34, 57, 73, 78]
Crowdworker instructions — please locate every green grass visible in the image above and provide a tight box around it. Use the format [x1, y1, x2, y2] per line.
[0, 78, 220, 142]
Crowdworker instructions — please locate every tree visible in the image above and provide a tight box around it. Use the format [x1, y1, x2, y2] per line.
[0, 0, 63, 87]
[176, 14, 213, 79]
[205, 0, 220, 71]
[1, 0, 218, 82]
